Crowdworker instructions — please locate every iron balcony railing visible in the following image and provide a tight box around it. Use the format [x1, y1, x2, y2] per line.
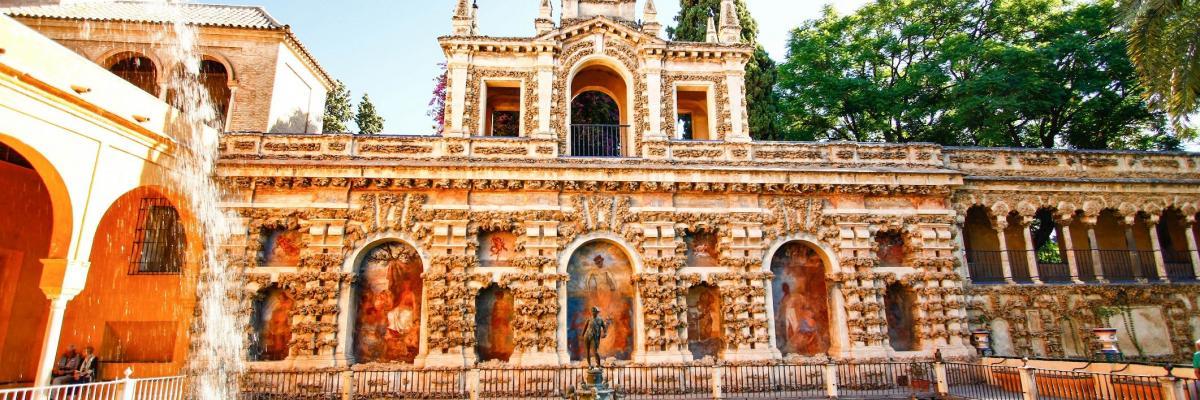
[570, 124, 627, 157]
[1163, 250, 1197, 281]
[965, 250, 1005, 284]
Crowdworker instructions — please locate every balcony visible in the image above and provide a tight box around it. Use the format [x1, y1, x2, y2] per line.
[967, 248, 1198, 285]
[569, 124, 627, 157]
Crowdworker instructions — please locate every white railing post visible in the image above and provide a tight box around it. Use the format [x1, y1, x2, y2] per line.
[120, 367, 136, 400]
[1159, 376, 1182, 400]
[341, 370, 354, 400]
[824, 361, 839, 399]
[934, 361, 949, 395]
[1018, 364, 1037, 400]
[467, 367, 480, 400]
[711, 364, 723, 400]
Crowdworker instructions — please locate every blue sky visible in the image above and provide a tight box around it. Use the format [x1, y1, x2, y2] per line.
[213, 0, 870, 134]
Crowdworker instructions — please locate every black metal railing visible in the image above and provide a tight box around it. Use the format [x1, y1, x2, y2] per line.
[966, 250, 1006, 283]
[1037, 259, 1072, 283]
[1007, 250, 1034, 283]
[239, 371, 342, 400]
[945, 362, 1023, 400]
[1030, 368, 1162, 400]
[1072, 249, 1098, 282]
[836, 362, 937, 399]
[1098, 250, 1144, 282]
[610, 365, 714, 399]
[353, 369, 469, 399]
[478, 366, 583, 399]
[570, 124, 627, 157]
[721, 363, 825, 398]
[1163, 250, 1197, 281]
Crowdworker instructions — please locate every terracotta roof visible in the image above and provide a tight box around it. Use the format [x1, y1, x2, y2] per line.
[0, 1, 282, 29]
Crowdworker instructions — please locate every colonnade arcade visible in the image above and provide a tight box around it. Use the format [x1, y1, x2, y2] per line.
[235, 193, 971, 369]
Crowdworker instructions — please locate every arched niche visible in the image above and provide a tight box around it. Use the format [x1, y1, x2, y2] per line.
[103, 52, 159, 97]
[686, 283, 723, 359]
[884, 283, 917, 351]
[474, 284, 515, 362]
[250, 286, 294, 362]
[199, 59, 232, 129]
[875, 230, 906, 268]
[353, 241, 424, 364]
[567, 57, 632, 157]
[565, 239, 635, 362]
[770, 241, 831, 356]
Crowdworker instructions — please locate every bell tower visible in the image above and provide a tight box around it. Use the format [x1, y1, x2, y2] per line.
[561, 0, 637, 22]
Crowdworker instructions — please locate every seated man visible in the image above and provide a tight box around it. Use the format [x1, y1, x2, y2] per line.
[71, 346, 99, 384]
[50, 345, 81, 385]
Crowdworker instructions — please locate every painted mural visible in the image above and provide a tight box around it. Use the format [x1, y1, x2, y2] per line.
[478, 230, 516, 268]
[355, 241, 423, 363]
[686, 284, 723, 359]
[251, 288, 294, 361]
[566, 240, 634, 361]
[474, 285, 515, 361]
[885, 283, 917, 351]
[684, 231, 720, 268]
[770, 242, 831, 356]
[876, 231, 905, 268]
[260, 228, 301, 266]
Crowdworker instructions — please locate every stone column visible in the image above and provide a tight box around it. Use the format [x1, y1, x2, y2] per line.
[534, 50, 554, 140]
[1122, 216, 1144, 281]
[446, 49, 471, 138]
[1145, 214, 1170, 282]
[994, 219, 1015, 284]
[1083, 217, 1107, 283]
[1056, 215, 1084, 284]
[1019, 216, 1042, 284]
[34, 259, 90, 388]
[224, 85, 239, 132]
[724, 58, 751, 142]
[1182, 217, 1200, 280]
[643, 54, 666, 142]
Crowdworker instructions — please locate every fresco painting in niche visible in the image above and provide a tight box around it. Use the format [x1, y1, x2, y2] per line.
[260, 228, 301, 266]
[684, 231, 720, 268]
[770, 242, 831, 356]
[355, 242, 423, 363]
[252, 288, 294, 361]
[686, 284, 723, 359]
[475, 285, 515, 361]
[876, 231, 905, 268]
[885, 283, 917, 351]
[567, 240, 634, 361]
[478, 230, 516, 268]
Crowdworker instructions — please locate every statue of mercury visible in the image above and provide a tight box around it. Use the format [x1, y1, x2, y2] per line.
[582, 306, 608, 368]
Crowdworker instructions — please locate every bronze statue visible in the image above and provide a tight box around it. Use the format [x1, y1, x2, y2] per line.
[582, 306, 608, 368]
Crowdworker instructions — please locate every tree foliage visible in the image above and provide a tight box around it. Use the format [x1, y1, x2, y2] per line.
[322, 79, 353, 134]
[778, 0, 1182, 150]
[428, 63, 448, 134]
[1122, 0, 1200, 130]
[668, 0, 781, 139]
[355, 93, 385, 135]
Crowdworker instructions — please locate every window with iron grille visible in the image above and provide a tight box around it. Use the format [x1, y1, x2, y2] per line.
[129, 197, 184, 274]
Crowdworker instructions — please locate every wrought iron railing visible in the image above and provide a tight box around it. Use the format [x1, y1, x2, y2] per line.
[966, 250, 1006, 283]
[1163, 250, 1197, 281]
[945, 362, 1023, 400]
[570, 124, 627, 157]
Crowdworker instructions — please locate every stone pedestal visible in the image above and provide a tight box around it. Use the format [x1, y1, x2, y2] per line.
[573, 368, 615, 400]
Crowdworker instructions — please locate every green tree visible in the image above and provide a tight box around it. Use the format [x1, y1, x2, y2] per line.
[355, 93, 385, 135]
[322, 80, 353, 133]
[668, 0, 780, 139]
[778, 0, 1179, 150]
[1122, 0, 1200, 131]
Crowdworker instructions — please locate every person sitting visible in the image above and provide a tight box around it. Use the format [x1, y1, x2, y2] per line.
[71, 346, 99, 384]
[50, 345, 81, 385]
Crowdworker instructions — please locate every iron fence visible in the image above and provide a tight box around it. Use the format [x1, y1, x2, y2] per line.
[945, 362, 1023, 400]
[1072, 250, 1098, 282]
[1030, 368, 1162, 400]
[610, 365, 714, 399]
[352, 369, 468, 399]
[1037, 261, 1071, 283]
[836, 362, 937, 399]
[1164, 250, 1197, 281]
[239, 370, 342, 400]
[570, 124, 626, 157]
[721, 363, 825, 399]
[966, 250, 1006, 283]
[1098, 250, 1143, 282]
[1007, 250, 1034, 283]
[477, 366, 582, 399]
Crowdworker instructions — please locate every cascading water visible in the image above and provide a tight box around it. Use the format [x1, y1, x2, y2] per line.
[131, 2, 245, 398]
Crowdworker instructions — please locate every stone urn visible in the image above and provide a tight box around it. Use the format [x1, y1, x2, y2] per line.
[971, 329, 993, 356]
[1092, 328, 1123, 361]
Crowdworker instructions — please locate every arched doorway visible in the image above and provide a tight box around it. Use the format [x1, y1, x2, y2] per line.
[250, 286, 294, 362]
[565, 240, 635, 361]
[353, 241, 423, 364]
[569, 61, 629, 157]
[0, 141, 55, 384]
[60, 187, 194, 379]
[474, 285, 515, 362]
[200, 59, 232, 130]
[770, 241, 831, 356]
[105, 53, 158, 97]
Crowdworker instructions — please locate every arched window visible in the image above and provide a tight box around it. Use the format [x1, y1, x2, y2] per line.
[770, 242, 830, 356]
[569, 61, 629, 157]
[200, 60, 231, 129]
[566, 240, 635, 361]
[129, 197, 184, 275]
[106, 54, 158, 96]
[354, 241, 423, 364]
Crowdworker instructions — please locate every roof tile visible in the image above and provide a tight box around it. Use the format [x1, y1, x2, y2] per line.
[1, 1, 282, 29]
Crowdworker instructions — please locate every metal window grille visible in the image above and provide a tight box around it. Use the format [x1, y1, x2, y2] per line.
[129, 197, 183, 275]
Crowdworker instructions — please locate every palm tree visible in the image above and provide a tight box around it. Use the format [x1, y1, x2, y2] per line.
[1122, 0, 1199, 131]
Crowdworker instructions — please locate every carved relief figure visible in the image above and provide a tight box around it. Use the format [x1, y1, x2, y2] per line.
[260, 229, 301, 266]
[478, 230, 516, 268]
[686, 284, 723, 359]
[567, 241, 634, 361]
[685, 231, 720, 268]
[770, 242, 831, 356]
[355, 241, 423, 363]
[474, 285, 515, 361]
[251, 288, 293, 361]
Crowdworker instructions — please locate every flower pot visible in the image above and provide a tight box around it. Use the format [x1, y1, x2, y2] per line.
[972, 329, 993, 356]
[1092, 328, 1120, 355]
